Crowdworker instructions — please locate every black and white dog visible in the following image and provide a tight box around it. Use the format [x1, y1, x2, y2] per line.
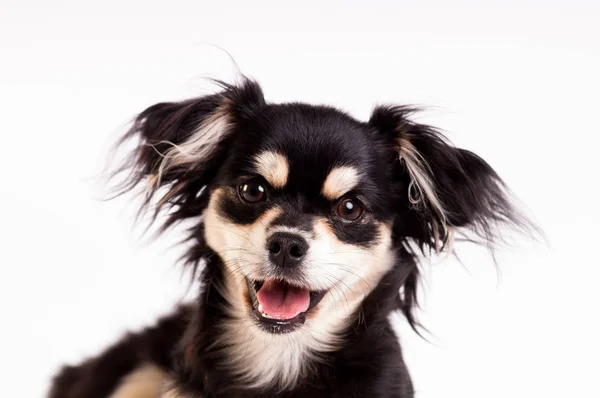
[49, 78, 527, 397]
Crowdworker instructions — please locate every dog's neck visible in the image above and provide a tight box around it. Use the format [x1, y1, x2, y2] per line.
[172, 254, 408, 395]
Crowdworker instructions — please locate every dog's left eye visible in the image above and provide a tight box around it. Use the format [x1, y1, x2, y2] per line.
[336, 198, 364, 221]
[239, 179, 267, 203]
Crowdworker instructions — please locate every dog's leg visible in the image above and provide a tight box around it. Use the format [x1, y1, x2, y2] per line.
[108, 364, 167, 398]
[47, 305, 191, 398]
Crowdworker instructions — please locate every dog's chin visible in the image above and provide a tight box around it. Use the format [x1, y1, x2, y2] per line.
[246, 277, 327, 334]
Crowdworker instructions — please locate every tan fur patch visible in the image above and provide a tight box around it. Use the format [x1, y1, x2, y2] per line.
[310, 218, 394, 303]
[321, 166, 360, 200]
[203, 187, 282, 286]
[109, 364, 167, 398]
[253, 151, 289, 189]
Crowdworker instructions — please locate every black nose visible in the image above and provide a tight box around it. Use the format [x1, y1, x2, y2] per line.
[267, 232, 308, 268]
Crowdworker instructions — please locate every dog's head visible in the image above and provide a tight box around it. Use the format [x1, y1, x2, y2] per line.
[116, 78, 524, 382]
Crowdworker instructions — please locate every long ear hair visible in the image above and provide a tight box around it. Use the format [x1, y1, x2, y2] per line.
[110, 77, 265, 268]
[369, 105, 535, 331]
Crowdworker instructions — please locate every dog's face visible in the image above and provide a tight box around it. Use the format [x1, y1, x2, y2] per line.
[119, 78, 522, 388]
[202, 104, 396, 334]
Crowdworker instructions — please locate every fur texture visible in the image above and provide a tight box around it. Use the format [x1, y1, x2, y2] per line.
[49, 78, 529, 397]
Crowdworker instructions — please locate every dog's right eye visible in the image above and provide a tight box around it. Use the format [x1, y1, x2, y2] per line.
[336, 198, 364, 221]
[239, 179, 267, 203]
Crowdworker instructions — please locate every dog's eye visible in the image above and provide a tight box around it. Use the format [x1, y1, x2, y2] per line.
[336, 198, 363, 221]
[239, 179, 266, 203]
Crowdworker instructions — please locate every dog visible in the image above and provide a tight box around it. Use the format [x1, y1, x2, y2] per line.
[48, 77, 527, 397]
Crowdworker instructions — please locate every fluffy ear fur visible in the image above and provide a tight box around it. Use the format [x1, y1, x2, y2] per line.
[109, 78, 265, 274]
[369, 105, 529, 329]
[370, 105, 526, 251]
[113, 78, 265, 228]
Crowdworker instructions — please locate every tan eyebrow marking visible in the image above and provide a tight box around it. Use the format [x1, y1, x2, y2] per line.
[253, 151, 289, 189]
[321, 166, 360, 200]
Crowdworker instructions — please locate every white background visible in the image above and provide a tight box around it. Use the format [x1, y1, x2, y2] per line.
[1, 1, 598, 397]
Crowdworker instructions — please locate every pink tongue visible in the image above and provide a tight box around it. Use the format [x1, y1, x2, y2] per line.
[256, 280, 310, 320]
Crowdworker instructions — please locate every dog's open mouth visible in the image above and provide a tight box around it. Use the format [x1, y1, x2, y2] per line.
[247, 278, 327, 333]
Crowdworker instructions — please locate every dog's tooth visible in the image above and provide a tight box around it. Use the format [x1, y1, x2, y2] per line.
[258, 303, 263, 313]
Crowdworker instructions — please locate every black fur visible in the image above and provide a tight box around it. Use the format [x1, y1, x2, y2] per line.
[170, 252, 415, 397]
[48, 306, 191, 398]
[49, 77, 529, 397]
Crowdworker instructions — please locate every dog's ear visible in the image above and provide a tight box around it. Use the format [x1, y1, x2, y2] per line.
[369, 105, 526, 251]
[114, 78, 265, 225]
[369, 105, 530, 332]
